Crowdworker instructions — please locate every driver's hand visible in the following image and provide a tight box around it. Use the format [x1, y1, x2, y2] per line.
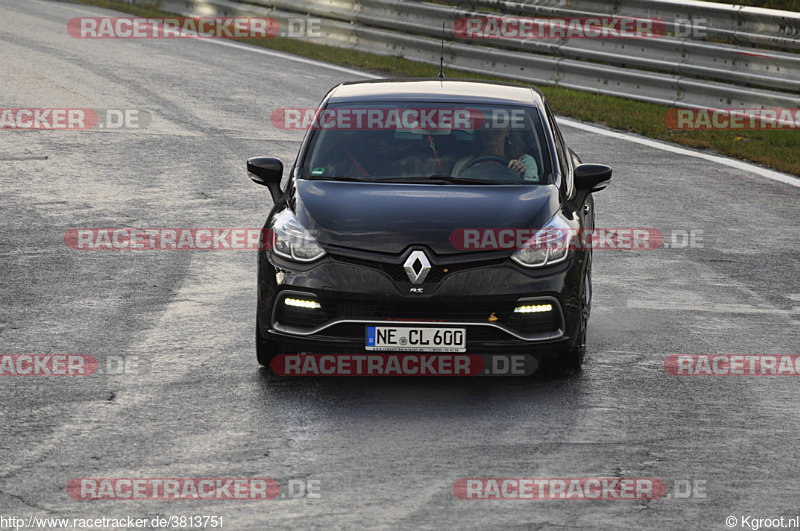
[508, 159, 526, 175]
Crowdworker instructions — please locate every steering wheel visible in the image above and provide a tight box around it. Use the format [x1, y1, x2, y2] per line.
[463, 155, 510, 169]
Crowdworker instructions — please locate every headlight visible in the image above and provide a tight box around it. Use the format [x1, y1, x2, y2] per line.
[511, 213, 572, 268]
[271, 210, 326, 262]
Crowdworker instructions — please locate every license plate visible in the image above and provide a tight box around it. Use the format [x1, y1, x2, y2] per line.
[366, 326, 466, 352]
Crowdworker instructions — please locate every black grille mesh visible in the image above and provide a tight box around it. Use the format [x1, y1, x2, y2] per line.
[330, 254, 507, 284]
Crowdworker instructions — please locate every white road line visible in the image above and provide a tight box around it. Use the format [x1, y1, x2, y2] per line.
[559, 118, 800, 189]
[625, 301, 800, 315]
[28, 0, 101, 16]
[199, 38, 381, 79]
[34, 0, 800, 188]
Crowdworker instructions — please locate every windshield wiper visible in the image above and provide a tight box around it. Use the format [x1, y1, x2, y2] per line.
[307, 175, 365, 182]
[375, 175, 504, 185]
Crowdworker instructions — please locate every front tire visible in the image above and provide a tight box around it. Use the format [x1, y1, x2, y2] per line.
[256, 322, 278, 368]
[550, 267, 589, 375]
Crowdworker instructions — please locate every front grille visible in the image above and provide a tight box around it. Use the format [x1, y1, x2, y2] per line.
[330, 254, 507, 285]
[274, 293, 561, 339]
[328, 298, 508, 320]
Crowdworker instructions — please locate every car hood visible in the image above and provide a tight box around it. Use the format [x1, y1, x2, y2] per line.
[293, 180, 561, 255]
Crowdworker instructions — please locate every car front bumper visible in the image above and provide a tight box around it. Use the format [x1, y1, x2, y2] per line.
[257, 247, 587, 357]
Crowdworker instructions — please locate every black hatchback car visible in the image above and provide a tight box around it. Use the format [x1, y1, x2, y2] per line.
[248, 79, 611, 373]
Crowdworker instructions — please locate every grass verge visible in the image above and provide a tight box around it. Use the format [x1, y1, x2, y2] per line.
[67, 0, 799, 176]
[704, 0, 800, 10]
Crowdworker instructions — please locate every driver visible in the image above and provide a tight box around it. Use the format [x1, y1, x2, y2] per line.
[451, 125, 538, 180]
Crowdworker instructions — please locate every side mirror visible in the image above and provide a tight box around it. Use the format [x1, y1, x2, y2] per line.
[573, 163, 612, 207]
[247, 157, 283, 203]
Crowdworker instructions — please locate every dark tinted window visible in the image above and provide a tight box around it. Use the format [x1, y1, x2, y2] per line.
[301, 103, 552, 185]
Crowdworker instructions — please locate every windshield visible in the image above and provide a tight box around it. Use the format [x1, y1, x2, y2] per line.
[300, 102, 552, 185]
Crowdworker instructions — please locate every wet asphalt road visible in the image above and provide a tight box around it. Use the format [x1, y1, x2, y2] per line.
[1, 0, 799, 529]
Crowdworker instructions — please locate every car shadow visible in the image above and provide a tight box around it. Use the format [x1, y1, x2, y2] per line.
[252, 363, 588, 421]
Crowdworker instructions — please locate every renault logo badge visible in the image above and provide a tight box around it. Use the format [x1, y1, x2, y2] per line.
[403, 250, 431, 285]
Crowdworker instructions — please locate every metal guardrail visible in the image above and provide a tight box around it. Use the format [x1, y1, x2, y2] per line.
[495, 0, 800, 51]
[154, 0, 799, 114]
[251, 0, 800, 92]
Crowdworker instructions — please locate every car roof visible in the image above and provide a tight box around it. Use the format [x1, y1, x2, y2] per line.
[327, 79, 546, 106]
